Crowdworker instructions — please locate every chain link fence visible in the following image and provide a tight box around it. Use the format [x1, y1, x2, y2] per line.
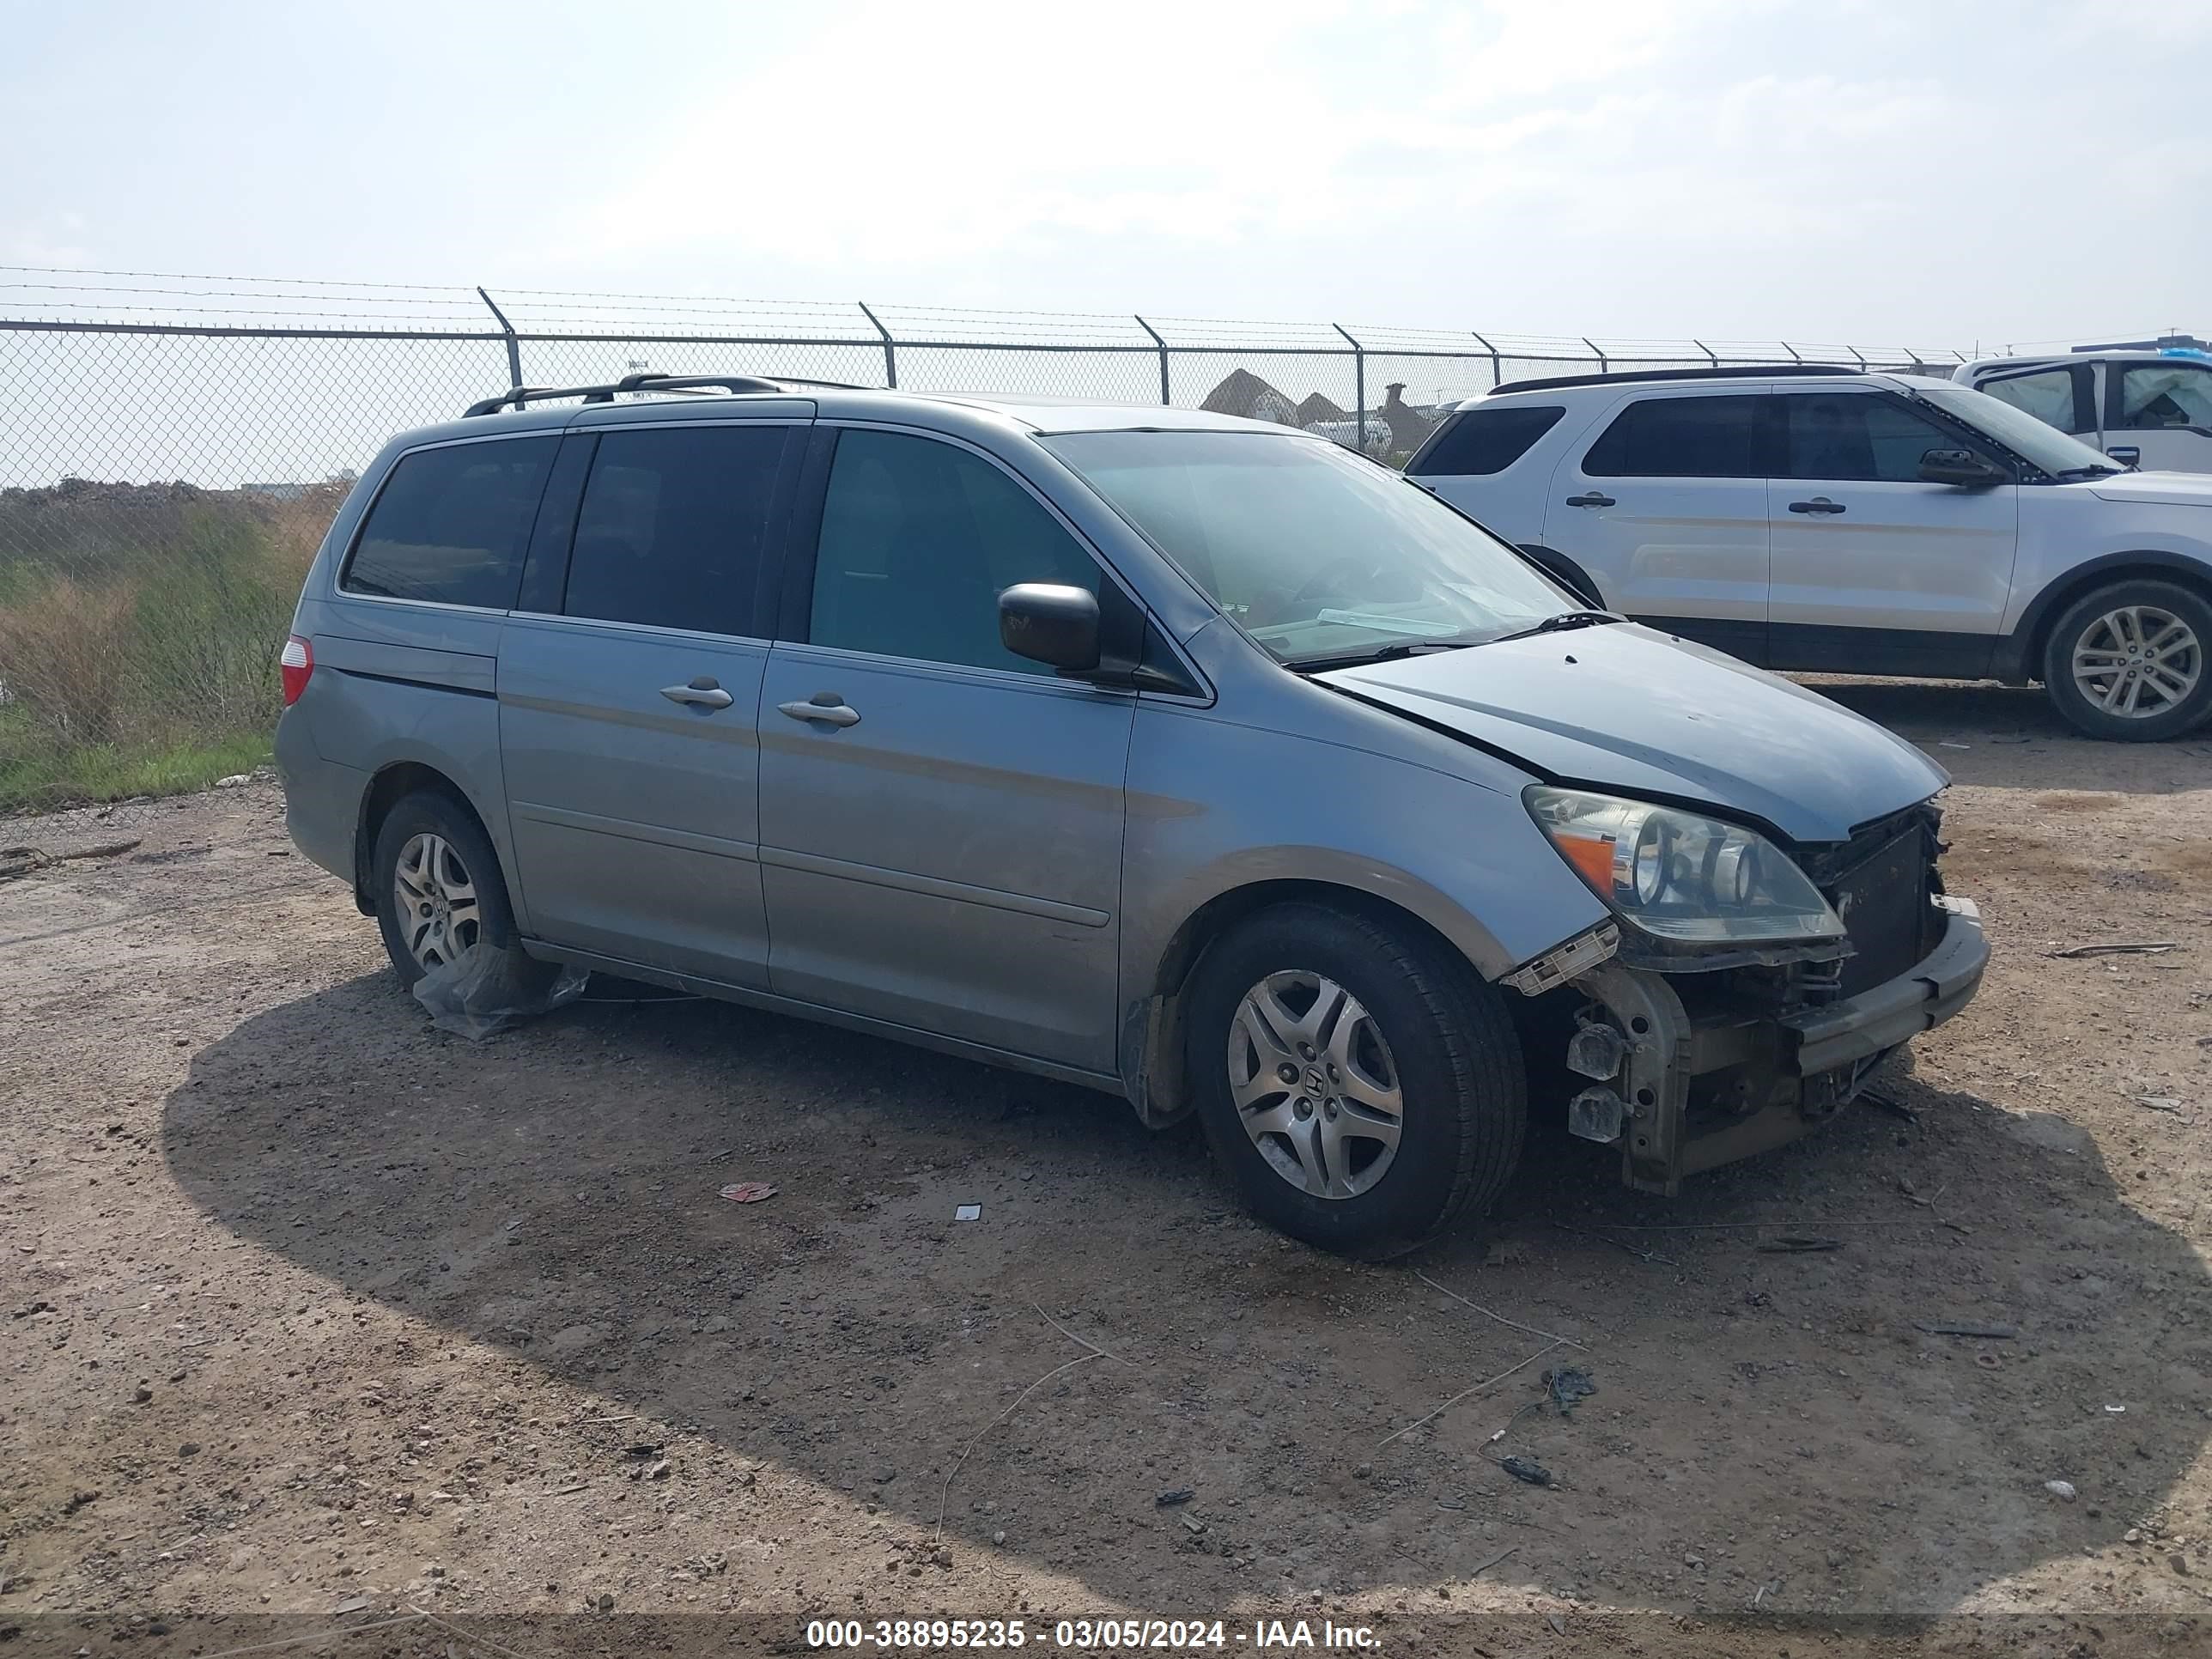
[0, 266, 1977, 811]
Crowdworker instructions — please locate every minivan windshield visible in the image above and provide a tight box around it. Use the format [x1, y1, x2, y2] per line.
[1908, 382, 2121, 477]
[1041, 430, 1571, 663]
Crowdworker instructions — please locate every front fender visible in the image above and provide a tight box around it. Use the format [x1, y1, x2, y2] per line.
[1115, 695, 1607, 1121]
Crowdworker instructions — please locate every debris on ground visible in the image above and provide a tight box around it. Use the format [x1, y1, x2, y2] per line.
[1917, 1321, 2018, 1340]
[1498, 1455, 1553, 1486]
[0, 837, 143, 881]
[953, 1204, 981, 1221]
[2046, 1480, 2078, 1502]
[1155, 1488, 1194, 1507]
[1545, 1366, 1597, 1415]
[718, 1182, 776, 1204]
[1758, 1235, 1844, 1253]
[2135, 1096, 2186, 1115]
[1863, 1091, 1919, 1123]
[2046, 941, 2180, 958]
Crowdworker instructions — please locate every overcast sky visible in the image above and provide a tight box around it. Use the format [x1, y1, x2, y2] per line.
[4, 0, 2208, 350]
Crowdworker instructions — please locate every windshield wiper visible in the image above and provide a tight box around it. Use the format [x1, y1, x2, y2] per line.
[1490, 609, 1622, 642]
[1285, 636, 1482, 671]
[2051, 464, 2121, 480]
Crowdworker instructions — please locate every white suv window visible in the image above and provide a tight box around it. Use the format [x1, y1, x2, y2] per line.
[1582, 395, 1761, 478]
[2117, 362, 2212, 432]
[1978, 368, 2088, 434]
[1777, 393, 1964, 483]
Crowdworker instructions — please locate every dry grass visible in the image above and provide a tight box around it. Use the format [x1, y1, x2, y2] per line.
[0, 480, 343, 811]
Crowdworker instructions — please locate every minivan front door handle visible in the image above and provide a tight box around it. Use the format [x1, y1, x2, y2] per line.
[1788, 497, 1847, 515]
[661, 677, 734, 709]
[778, 695, 861, 728]
[1565, 492, 1615, 508]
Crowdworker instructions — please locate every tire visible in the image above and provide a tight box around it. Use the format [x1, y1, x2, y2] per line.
[2041, 579, 2212, 741]
[369, 789, 546, 993]
[1183, 902, 1526, 1258]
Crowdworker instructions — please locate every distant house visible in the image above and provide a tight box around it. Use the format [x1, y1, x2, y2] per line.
[1200, 368, 1298, 425]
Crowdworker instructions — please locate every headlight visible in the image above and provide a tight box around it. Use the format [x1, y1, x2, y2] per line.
[1525, 787, 1844, 945]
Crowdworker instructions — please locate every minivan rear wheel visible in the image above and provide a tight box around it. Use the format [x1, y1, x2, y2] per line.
[370, 790, 547, 994]
[2043, 579, 2212, 741]
[1185, 902, 1525, 1257]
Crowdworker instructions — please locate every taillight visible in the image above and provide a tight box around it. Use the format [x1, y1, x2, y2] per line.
[280, 635, 313, 706]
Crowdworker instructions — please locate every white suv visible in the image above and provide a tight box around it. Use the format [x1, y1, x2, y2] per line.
[1956, 349, 2212, 474]
[1406, 365, 2212, 740]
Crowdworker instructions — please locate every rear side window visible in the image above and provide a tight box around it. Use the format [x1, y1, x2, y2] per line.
[1407, 405, 1565, 477]
[561, 425, 790, 635]
[1582, 395, 1761, 478]
[343, 437, 556, 607]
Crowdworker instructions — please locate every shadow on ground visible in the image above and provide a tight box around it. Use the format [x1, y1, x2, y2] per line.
[1802, 678, 2212, 793]
[162, 973, 2212, 1619]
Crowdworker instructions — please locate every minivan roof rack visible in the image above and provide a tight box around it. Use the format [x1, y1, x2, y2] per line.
[462, 371, 865, 418]
[1488, 363, 1862, 397]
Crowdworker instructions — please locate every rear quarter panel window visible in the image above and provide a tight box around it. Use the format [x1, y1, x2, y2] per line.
[342, 437, 557, 608]
[1407, 404, 1565, 477]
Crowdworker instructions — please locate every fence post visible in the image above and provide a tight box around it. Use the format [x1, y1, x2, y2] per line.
[1779, 341, 1803, 363]
[1845, 345, 1867, 370]
[1582, 337, 1608, 374]
[1134, 315, 1170, 405]
[1332, 324, 1364, 449]
[477, 288, 523, 391]
[1693, 338, 1720, 369]
[858, 301, 896, 388]
[1471, 330, 1501, 386]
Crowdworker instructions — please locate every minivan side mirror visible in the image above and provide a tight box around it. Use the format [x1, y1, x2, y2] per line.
[999, 583, 1101, 672]
[2106, 445, 2142, 469]
[1917, 447, 2009, 488]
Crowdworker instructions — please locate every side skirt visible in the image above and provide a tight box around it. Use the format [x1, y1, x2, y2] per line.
[519, 939, 1128, 1100]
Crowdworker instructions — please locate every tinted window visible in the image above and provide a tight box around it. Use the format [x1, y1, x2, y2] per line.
[1583, 396, 1759, 478]
[1407, 405, 1564, 477]
[1778, 393, 1963, 483]
[1978, 368, 2088, 434]
[809, 430, 1098, 675]
[344, 437, 555, 607]
[562, 425, 788, 635]
[2117, 362, 2212, 431]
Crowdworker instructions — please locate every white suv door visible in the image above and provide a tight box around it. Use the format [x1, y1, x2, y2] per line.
[1541, 386, 1771, 663]
[2106, 359, 2212, 473]
[1765, 389, 2020, 677]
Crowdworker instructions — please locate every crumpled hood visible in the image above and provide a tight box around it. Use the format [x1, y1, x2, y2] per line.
[1317, 623, 1947, 844]
[2087, 471, 2212, 508]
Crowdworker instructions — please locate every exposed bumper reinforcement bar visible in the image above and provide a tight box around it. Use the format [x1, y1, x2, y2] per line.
[1567, 897, 1988, 1194]
[1783, 896, 1987, 1077]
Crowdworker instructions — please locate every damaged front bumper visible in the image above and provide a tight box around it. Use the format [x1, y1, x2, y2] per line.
[1555, 896, 1988, 1194]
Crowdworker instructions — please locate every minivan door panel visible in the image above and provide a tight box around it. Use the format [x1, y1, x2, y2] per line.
[756, 647, 1134, 1072]
[500, 622, 773, 983]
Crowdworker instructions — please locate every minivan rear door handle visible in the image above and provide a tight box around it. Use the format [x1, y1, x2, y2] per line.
[1787, 497, 1847, 515]
[778, 695, 861, 728]
[661, 677, 735, 709]
[1565, 492, 1615, 508]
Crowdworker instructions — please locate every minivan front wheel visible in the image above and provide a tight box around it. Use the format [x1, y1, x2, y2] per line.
[1186, 902, 1525, 1257]
[2043, 580, 2212, 741]
[369, 790, 544, 993]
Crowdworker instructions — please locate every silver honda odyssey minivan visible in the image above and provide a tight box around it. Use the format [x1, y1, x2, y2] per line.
[276, 374, 1988, 1255]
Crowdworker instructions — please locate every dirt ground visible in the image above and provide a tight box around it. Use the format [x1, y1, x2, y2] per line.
[6, 678, 2212, 1658]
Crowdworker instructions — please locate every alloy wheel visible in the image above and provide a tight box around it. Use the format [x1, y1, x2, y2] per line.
[1226, 969, 1405, 1200]
[2070, 604, 2203, 719]
[392, 831, 482, 973]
